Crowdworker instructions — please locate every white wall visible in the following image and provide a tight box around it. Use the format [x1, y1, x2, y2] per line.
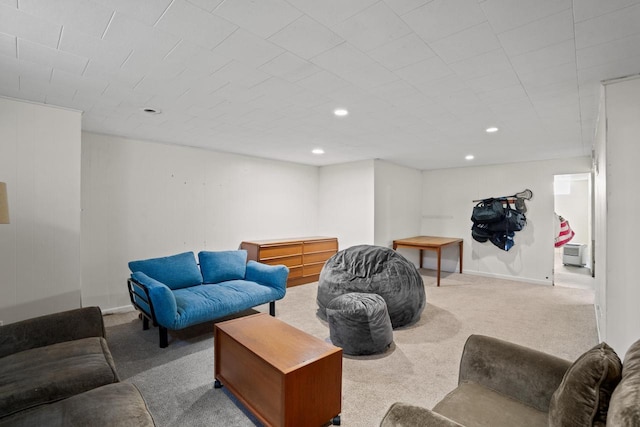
[421, 157, 591, 283]
[81, 132, 319, 311]
[598, 76, 640, 355]
[373, 160, 422, 264]
[0, 98, 81, 324]
[317, 160, 375, 249]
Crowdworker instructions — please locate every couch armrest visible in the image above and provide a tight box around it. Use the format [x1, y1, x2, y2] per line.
[245, 261, 288, 297]
[380, 402, 464, 427]
[459, 334, 572, 412]
[0, 306, 105, 359]
[130, 272, 178, 328]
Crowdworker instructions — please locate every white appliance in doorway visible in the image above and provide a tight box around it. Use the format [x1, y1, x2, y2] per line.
[563, 243, 587, 266]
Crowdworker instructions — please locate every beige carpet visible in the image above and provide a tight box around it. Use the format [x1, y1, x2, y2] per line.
[105, 269, 597, 427]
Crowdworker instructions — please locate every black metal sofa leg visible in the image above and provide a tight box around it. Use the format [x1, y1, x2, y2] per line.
[159, 327, 168, 348]
[269, 301, 275, 316]
[142, 316, 149, 330]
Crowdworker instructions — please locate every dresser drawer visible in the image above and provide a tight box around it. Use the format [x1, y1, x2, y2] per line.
[288, 265, 303, 279]
[304, 251, 334, 265]
[260, 255, 302, 268]
[304, 239, 338, 254]
[303, 262, 326, 277]
[259, 243, 302, 259]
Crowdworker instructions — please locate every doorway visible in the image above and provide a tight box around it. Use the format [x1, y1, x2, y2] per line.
[553, 173, 594, 289]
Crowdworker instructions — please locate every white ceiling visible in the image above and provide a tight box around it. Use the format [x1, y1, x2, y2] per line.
[1, 0, 640, 170]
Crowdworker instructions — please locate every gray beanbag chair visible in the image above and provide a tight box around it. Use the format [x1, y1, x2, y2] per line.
[326, 293, 393, 356]
[317, 245, 426, 328]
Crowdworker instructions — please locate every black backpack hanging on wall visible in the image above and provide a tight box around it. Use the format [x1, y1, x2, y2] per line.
[471, 198, 505, 224]
[471, 223, 493, 242]
[470, 198, 527, 249]
[487, 201, 526, 232]
[490, 231, 515, 251]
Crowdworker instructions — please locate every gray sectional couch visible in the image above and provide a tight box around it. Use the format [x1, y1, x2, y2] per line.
[380, 334, 640, 427]
[0, 307, 155, 426]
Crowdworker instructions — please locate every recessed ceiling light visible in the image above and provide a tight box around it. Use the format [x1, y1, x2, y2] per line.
[333, 108, 348, 117]
[312, 148, 325, 155]
[142, 107, 161, 115]
[486, 126, 498, 133]
[465, 155, 474, 160]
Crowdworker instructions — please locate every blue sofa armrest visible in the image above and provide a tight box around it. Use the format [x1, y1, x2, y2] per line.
[245, 261, 289, 296]
[130, 272, 178, 328]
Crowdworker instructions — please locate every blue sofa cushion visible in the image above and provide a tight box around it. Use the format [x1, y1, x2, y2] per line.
[198, 250, 247, 284]
[172, 280, 282, 329]
[129, 252, 202, 290]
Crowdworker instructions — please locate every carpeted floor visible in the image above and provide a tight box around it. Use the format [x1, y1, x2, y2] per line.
[104, 269, 597, 427]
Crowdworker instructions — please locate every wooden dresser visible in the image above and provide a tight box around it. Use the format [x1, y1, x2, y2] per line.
[241, 237, 338, 287]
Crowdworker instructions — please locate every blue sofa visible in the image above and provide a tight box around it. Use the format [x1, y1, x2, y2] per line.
[127, 250, 288, 347]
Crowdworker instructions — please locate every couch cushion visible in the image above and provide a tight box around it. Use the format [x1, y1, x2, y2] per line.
[0, 306, 105, 359]
[198, 250, 247, 284]
[0, 382, 155, 427]
[548, 342, 622, 427]
[171, 280, 280, 329]
[0, 337, 119, 418]
[433, 381, 548, 427]
[129, 252, 202, 290]
[380, 402, 464, 427]
[607, 339, 640, 425]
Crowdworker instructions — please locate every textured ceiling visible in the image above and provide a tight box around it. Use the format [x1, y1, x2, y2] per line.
[1, 0, 640, 170]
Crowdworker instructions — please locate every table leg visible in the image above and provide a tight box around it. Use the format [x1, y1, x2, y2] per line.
[419, 249, 423, 269]
[436, 248, 442, 287]
[459, 241, 463, 273]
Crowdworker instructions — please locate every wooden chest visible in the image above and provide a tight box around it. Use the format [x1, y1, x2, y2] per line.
[214, 313, 342, 426]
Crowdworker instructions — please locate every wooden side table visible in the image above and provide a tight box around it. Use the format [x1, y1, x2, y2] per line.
[393, 236, 463, 286]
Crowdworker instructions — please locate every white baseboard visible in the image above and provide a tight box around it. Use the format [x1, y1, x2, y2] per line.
[101, 305, 135, 315]
[463, 270, 553, 286]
